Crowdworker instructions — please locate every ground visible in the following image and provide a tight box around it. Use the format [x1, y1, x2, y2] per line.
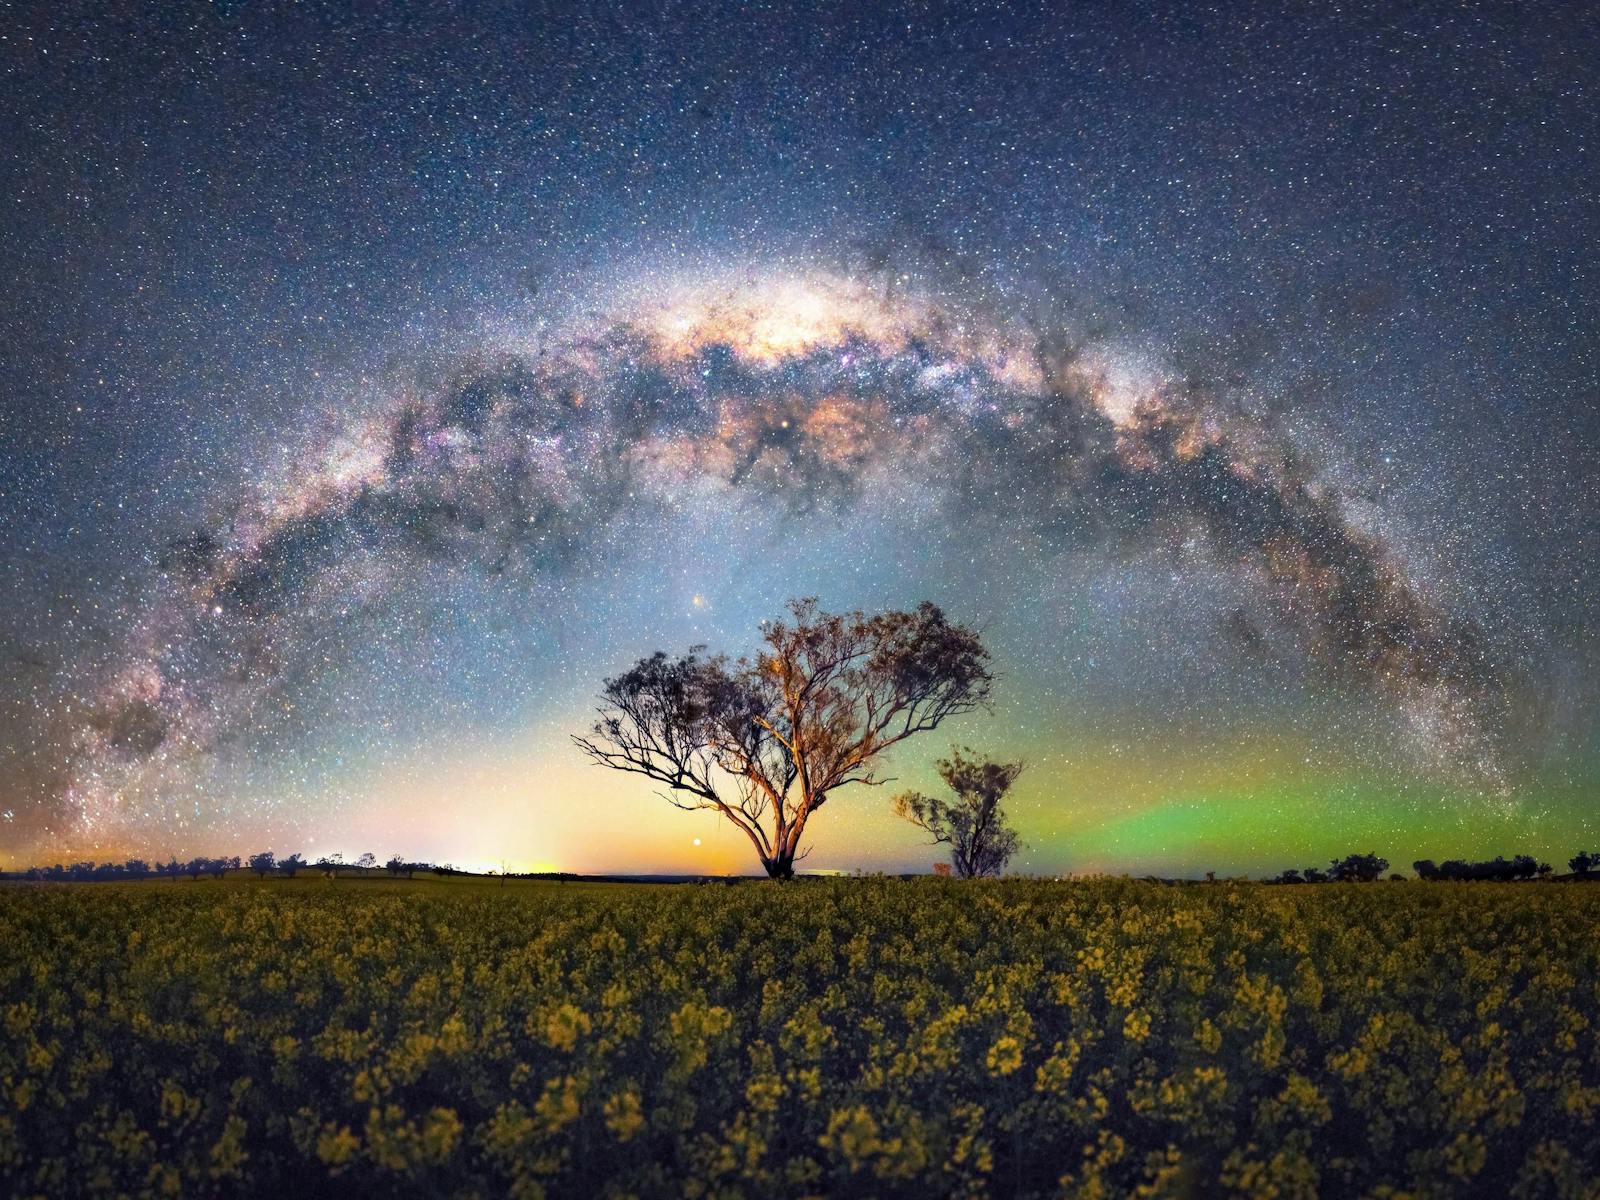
[3, 875, 1598, 1197]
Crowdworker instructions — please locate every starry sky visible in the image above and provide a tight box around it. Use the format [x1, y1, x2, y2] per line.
[2, 1, 1596, 875]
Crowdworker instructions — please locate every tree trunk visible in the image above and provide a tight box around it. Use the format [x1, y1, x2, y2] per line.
[763, 854, 795, 881]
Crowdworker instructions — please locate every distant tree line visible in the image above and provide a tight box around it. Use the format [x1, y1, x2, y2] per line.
[1413, 855, 1551, 882]
[10, 852, 438, 882]
[16, 845, 1599, 886]
[245, 851, 434, 879]
[1266, 851, 1600, 883]
[19, 857, 241, 882]
[1267, 853, 1392, 884]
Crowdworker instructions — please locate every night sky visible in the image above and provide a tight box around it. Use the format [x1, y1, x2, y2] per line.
[2, 2, 1595, 875]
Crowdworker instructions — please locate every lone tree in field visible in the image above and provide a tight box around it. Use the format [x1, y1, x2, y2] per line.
[573, 598, 993, 880]
[892, 747, 1024, 878]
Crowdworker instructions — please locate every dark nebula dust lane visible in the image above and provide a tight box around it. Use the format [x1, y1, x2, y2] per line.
[1, 2, 1595, 871]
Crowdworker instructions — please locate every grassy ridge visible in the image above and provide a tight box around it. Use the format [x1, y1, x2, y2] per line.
[3, 877, 1598, 1197]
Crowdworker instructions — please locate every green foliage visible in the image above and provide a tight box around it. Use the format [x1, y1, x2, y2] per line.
[2, 877, 1599, 1197]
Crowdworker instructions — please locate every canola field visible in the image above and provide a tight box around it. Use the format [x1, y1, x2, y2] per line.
[3, 875, 1599, 1198]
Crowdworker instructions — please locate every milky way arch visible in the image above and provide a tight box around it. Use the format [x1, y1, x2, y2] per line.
[53, 271, 1510, 844]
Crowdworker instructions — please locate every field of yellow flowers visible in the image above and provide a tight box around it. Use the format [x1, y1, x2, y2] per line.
[3, 875, 1598, 1198]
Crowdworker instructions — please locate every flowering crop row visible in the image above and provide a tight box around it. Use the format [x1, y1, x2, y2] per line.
[2, 877, 1598, 1197]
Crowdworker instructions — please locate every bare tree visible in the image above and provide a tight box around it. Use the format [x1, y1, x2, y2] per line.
[893, 747, 1023, 878]
[574, 598, 993, 879]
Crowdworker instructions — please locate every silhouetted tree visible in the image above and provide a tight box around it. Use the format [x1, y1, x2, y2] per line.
[248, 851, 276, 878]
[1268, 868, 1304, 884]
[574, 598, 993, 879]
[280, 852, 306, 878]
[1413, 859, 1439, 880]
[1302, 866, 1327, 883]
[1419, 854, 1544, 882]
[355, 852, 376, 870]
[1475, 859, 1505, 880]
[1330, 852, 1389, 882]
[1571, 851, 1595, 877]
[1538, 862, 1553, 879]
[315, 852, 343, 878]
[893, 747, 1023, 878]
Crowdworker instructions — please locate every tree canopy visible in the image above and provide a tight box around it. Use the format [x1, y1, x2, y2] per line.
[573, 598, 993, 878]
[893, 747, 1024, 878]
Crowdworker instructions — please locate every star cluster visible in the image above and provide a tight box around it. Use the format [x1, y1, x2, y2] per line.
[1, 2, 1594, 873]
